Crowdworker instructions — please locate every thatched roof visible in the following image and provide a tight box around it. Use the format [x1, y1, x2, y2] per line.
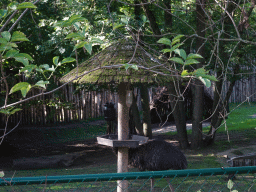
[60, 38, 174, 85]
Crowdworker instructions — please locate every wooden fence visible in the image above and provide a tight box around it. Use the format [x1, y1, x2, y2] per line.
[206, 73, 256, 103]
[1, 76, 256, 128]
[0, 83, 119, 128]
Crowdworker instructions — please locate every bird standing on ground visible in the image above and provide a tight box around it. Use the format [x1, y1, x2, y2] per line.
[127, 140, 187, 191]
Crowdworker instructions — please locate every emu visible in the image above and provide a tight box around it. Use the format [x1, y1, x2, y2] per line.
[114, 140, 187, 191]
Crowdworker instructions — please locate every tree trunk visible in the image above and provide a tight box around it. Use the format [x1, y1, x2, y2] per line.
[131, 92, 143, 135]
[167, 83, 189, 149]
[191, 0, 206, 149]
[141, 0, 161, 36]
[191, 80, 204, 149]
[163, 0, 172, 31]
[140, 85, 152, 139]
[204, 1, 246, 145]
[134, 0, 142, 22]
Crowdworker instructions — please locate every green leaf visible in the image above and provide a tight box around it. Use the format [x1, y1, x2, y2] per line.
[194, 68, 206, 76]
[227, 179, 234, 190]
[35, 80, 49, 89]
[160, 49, 171, 54]
[69, 15, 86, 23]
[141, 15, 147, 23]
[124, 63, 130, 70]
[61, 57, 76, 64]
[131, 64, 138, 70]
[0, 170, 4, 177]
[21, 86, 31, 97]
[73, 41, 87, 50]
[0, 42, 17, 51]
[113, 23, 125, 30]
[186, 53, 203, 60]
[40, 64, 50, 69]
[8, 42, 18, 48]
[11, 31, 29, 42]
[157, 38, 171, 46]
[15, 53, 33, 61]
[172, 35, 184, 42]
[5, 50, 19, 58]
[0, 108, 10, 115]
[170, 43, 184, 53]
[1, 31, 11, 41]
[53, 56, 59, 66]
[204, 75, 218, 81]
[14, 57, 29, 66]
[9, 82, 31, 97]
[84, 42, 92, 55]
[65, 32, 84, 40]
[169, 57, 184, 65]
[0, 38, 8, 44]
[9, 108, 22, 115]
[0, 9, 7, 19]
[61, 15, 86, 27]
[181, 70, 189, 77]
[8, 2, 19, 10]
[40, 64, 55, 72]
[121, 17, 128, 25]
[171, 35, 184, 45]
[36, 68, 43, 73]
[184, 59, 200, 65]
[90, 38, 104, 44]
[174, 49, 187, 60]
[66, 0, 72, 5]
[20, 65, 36, 73]
[198, 76, 211, 88]
[17, 2, 37, 9]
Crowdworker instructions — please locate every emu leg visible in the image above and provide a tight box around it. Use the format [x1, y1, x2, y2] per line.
[165, 178, 175, 192]
[150, 178, 154, 191]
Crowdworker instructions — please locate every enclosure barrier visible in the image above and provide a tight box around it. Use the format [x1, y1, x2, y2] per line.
[0, 166, 256, 191]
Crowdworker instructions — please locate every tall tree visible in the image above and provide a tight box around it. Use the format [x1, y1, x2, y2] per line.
[205, 0, 256, 145]
[191, 0, 206, 149]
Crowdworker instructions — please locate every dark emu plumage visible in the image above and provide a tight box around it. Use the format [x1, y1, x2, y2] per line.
[114, 140, 187, 191]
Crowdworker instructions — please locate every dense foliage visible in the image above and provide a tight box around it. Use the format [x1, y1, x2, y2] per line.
[0, 0, 256, 148]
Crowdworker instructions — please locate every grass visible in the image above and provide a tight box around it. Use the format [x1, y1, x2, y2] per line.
[4, 164, 117, 178]
[42, 117, 108, 143]
[166, 102, 256, 137]
[217, 102, 256, 132]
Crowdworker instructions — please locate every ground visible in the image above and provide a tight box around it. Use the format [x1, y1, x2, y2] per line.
[1, 120, 256, 172]
[0, 121, 180, 171]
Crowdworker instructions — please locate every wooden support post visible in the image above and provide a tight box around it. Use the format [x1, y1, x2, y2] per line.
[117, 82, 129, 192]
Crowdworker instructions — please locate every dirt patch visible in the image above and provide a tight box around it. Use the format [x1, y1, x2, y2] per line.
[0, 126, 179, 171]
[1, 120, 256, 171]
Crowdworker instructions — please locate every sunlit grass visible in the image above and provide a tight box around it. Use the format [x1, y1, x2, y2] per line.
[217, 102, 256, 132]
[166, 102, 256, 136]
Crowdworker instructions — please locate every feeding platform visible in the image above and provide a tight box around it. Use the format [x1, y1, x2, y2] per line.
[97, 134, 148, 148]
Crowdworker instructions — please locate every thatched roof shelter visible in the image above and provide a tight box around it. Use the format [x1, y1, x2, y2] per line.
[60, 38, 173, 85]
[59, 38, 176, 192]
